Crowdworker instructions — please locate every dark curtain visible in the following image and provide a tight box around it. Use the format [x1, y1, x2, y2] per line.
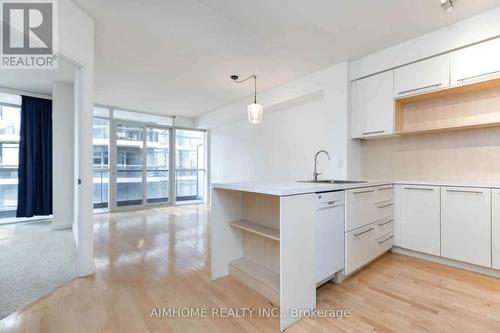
[17, 95, 53, 217]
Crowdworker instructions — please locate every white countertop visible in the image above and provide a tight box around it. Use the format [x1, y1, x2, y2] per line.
[210, 180, 392, 196]
[211, 179, 500, 196]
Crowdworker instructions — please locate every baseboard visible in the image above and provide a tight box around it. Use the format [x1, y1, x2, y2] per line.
[392, 246, 500, 279]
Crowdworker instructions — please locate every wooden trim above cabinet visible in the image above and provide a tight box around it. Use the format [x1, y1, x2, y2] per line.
[394, 77, 500, 135]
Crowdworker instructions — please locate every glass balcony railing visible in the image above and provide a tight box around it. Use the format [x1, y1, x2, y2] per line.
[93, 168, 109, 209]
[0, 167, 18, 218]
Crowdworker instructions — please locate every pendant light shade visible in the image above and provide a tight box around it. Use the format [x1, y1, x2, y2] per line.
[231, 74, 263, 124]
[247, 102, 263, 124]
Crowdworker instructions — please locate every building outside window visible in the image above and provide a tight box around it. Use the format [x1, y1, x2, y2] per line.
[0, 93, 21, 219]
[175, 129, 206, 203]
[92, 106, 206, 211]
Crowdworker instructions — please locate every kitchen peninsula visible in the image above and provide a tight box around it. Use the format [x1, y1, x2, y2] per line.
[210, 180, 393, 330]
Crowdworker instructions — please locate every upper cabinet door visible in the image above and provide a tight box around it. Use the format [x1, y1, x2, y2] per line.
[394, 54, 450, 97]
[451, 38, 500, 85]
[350, 70, 394, 139]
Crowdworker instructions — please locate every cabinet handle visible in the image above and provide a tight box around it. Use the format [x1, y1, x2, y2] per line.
[353, 189, 375, 195]
[404, 187, 434, 191]
[354, 227, 375, 236]
[362, 130, 385, 135]
[327, 201, 336, 205]
[377, 186, 393, 191]
[445, 189, 483, 194]
[377, 202, 394, 208]
[377, 219, 394, 226]
[458, 70, 500, 83]
[378, 235, 394, 244]
[397, 83, 442, 95]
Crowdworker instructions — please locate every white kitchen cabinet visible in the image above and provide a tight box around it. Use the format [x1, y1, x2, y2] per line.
[400, 185, 441, 256]
[394, 54, 450, 97]
[345, 185, 393, 275]
[345, 185, 393, 232]
[441, 187, 491, 267]
[350, 70, 394, 139]
[451, 38, 500, 85]
[492, 189, 500, 270]
[345, 223, 376, 275]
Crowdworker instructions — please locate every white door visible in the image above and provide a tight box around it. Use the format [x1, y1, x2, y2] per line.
[492, 189, 500, 270]
[451, 38, 500, 85]
[400, 185, 440, 256]
[394, 54, 450, 97]
[441, 187, 491, 267]
[350, 70, 394, 139]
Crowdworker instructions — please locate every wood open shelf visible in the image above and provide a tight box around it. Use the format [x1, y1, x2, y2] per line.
[230, 220, 280, 241]
[229, 258, 280, 305]
[395, 77, 500, 135]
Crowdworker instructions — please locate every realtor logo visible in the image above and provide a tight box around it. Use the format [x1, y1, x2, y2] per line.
[1, 0, 58, 68]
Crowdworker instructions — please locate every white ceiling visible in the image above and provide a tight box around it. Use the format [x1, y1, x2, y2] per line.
[0, 58, 75, 96]
[73, 0, 500, 118]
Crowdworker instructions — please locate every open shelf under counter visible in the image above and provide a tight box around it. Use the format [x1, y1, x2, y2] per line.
[395, 76, 500, 135]
[229, 257, 280, 305]
[229, 219, 280, 241]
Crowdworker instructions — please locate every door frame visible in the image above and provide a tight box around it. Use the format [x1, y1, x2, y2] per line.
[110, 119, 174, 212]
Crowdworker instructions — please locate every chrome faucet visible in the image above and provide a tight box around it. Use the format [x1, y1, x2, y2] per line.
[313, 150, 331, 181]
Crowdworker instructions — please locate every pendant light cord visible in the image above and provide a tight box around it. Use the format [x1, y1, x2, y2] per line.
[232, 75, 257, 103]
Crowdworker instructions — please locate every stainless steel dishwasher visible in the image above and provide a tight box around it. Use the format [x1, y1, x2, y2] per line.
[315, 191, 345, 286]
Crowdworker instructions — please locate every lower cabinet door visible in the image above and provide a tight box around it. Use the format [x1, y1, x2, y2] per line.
[441, 187, 491, 267]
[492, 189, 500, 270]
[345, 223, 376, 275]
[400, 185, 441, 256]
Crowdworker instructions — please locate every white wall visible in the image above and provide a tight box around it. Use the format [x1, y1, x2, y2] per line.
[52, 82, 74, 230]
[196, 62, 349, 183]
[58, 0, 95, 277]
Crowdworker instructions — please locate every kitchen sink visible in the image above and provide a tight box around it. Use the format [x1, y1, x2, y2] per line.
[297, 180, 368, 184]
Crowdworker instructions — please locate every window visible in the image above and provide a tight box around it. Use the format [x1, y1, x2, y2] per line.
[0, 93, 21, 218]
[175, 129, 206, 203]
[93, 108, 110, 210]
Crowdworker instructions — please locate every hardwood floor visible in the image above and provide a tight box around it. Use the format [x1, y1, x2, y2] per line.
[2, 204, 500, 332]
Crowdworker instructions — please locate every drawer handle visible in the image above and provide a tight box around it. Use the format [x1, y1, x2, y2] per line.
[353, 189, 375, 195]
[377, 219, 394, 226]
[377, 187, 393, 191]
[404, 187, 434, 191]
[397, 83, 442, 95]
[362, 130, 385, 135]
[445, 189, 483, 194]
[377, 202, 394, 208]
[327, 201, 336, 205]
[378, 235, 394, 244]
[354, 227, 375, 236]
[458, 70, 500, 83]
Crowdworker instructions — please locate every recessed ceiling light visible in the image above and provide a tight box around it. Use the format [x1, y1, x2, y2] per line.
[440, 0, 455, 12]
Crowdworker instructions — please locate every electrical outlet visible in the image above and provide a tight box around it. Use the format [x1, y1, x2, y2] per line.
[338, 159, 344, 168]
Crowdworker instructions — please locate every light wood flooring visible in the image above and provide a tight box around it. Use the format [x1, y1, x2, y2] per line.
[1, 205, 500, 332]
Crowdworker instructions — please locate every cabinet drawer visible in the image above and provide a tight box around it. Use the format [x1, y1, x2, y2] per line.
[376, 232, 393, 256]
[375, 217, 393, 238]
[346, 187, 376, 231]
[346, 186, 394, 232]
[375, 200, 394, 221]
[375, 185, 394, 202]
[345, 223, 376, 275]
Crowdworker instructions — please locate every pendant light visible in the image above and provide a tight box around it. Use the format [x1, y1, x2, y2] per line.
[230, 74, 263, 124]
